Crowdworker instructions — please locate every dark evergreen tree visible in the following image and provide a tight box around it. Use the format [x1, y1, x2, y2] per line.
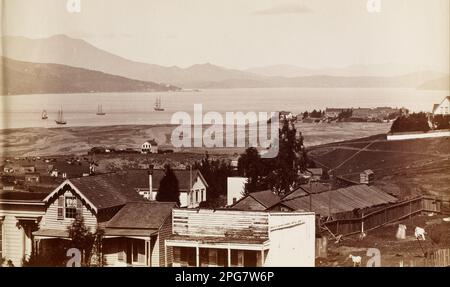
[156, 164, 180, 205]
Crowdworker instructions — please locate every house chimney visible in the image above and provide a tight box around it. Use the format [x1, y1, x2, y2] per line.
[148, 164, 154, 200]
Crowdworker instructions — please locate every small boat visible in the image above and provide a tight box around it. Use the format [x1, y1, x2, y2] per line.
[96, 104, 106, 115]
[41, 110, 48, 120]
[154, 96, 165, 111]
[55, 107, 67, 125]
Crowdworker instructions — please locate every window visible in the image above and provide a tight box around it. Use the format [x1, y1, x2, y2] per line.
[195, 190, 199, 203]
[65, 196, 77, 219]
[190, 191, 194, 204]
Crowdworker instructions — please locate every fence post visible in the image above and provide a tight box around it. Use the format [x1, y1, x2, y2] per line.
[361, 212, 364, 233]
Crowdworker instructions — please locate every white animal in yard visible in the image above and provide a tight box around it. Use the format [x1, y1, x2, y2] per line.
[358, 231, 366, 241]
[414, 227, 426, 240]
[348, 254, 362, 267]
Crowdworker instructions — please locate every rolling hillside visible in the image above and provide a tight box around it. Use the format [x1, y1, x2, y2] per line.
[0, 57, 178, 95]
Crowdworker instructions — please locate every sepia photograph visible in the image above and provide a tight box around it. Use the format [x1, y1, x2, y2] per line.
[0, 0, 449, 272]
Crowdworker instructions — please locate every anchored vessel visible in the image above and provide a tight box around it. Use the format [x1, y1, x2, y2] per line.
[154, 96, 165, 111]
[96, 104, 106, 115]
[55, 107, 67, 125]
[41, 110, 48, 120]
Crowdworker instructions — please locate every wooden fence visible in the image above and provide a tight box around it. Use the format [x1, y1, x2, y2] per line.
[322, 196, 442, 236]
[406, 248, 450, 267]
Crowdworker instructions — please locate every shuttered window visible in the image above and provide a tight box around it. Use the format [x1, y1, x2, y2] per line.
[76, 198, 83, 218]
[57, 196, 64, 220]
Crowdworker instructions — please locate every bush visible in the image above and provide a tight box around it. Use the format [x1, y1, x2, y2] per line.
[390, 112, 430, 133]
[432, 115, 450, 130]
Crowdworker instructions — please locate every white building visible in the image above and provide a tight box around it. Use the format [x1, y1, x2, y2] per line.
[141, 139, 158, 154]
[135, 169, 208, 208]
[0, 192, 47, 266]
[166, 209, 316, 267]
[432, 96, 450, 115]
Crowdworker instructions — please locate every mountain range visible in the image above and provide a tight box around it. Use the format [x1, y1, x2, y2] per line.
[0, 57, 177, 95]
[1, 34, 448, 93]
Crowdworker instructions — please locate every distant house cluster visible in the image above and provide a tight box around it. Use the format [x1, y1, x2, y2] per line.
[323, 106, 407, 122]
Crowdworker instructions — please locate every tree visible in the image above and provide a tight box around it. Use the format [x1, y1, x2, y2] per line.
[238, 147, 266, 194]
[156, 164, 180, 205]
[238, 120, 307, 195]
[67, 216, 95, 266]
[302, 111, 309, 119]
[433, 114, 450, 130]
[193, 154, 234, 208]
[390, 112, 430, 133]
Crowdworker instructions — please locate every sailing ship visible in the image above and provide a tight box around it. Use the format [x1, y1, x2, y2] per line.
[154, 96, 164, 111]
[96, 104, 106, 115]
[55, 107, 67, 125]
[41, 110, 48, 120]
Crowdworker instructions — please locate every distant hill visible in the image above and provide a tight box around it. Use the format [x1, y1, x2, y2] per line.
[418, 76, 450, 90]
[1, 35, 261, 88]
[0, 57, 178, 95]
[2, 35, 446, 89]
[246, 63, 444, 78]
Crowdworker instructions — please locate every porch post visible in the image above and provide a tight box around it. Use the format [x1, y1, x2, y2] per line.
[145, 240, 150, 267]
[195, 245, 200, 267]
[227, 247, 231, 267]
[260, 250, 265, 267]
[164, 241, 168, 267]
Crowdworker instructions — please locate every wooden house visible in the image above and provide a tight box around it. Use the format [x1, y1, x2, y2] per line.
[141, 139, 158, 154]
[432, 96, 450, 115]
[165, 209, 315, 267]
[0, 191, 47, 266]
[33, 173, 175, 267]
[134, 169, 208, 208]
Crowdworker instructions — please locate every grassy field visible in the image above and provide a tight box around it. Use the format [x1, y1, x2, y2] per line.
[308, 135, 450, 200]
[0, 122, 390, 157]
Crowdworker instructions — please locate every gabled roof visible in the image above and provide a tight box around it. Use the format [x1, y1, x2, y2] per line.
[433, 96, 450, 113]
[129, 169, 208, 191]
[432, 104, 440, 113]
[249, 190, 281, 208]
[106, 201, 176, 230]
[44, 173, 146, 213]
[144, 139, 158, 145]
[232, 190, 281, 210]
[283, 183, 331, 201]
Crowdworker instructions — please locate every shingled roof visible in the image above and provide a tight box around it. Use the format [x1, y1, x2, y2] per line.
[279, 184, 397, 217]
[44, 173, 146, 212]
[121, 169, 208, 192]
[232, 189, 281, 210]
[106, 201, 176, 230]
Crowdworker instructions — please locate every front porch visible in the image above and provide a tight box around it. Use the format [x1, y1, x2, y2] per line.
[33, 229, 161, 267]
[165, 237, 270, 267]
[102, 236, 158, 267]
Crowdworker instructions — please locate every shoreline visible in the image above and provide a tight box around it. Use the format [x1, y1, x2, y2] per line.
[0, 122, 391, 157]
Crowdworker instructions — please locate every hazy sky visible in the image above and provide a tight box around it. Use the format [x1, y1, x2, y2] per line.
[2, 0, 449, 71]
